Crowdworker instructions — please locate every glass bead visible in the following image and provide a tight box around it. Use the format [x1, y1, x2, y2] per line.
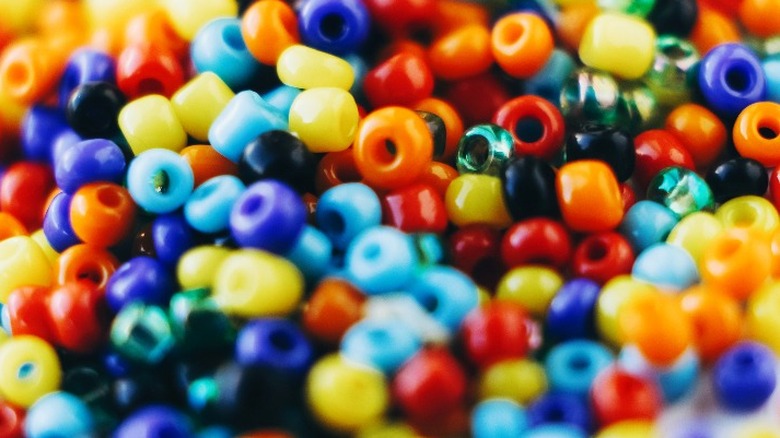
[110, 302, 175, 364]
[455, 124, 514, 176]
[363, 53, 434, 108]
[560, 67, 622, 126]
[646, 166, 714, 217]
[578, 12, 657, 80]
[417, 111, 447, 159]
[644, 36, 699, 108]
[706, 158, 768, 204]
[618, 81, 659, 135]
[383, 183, 448, 234]
[733, 101, 780, 167]
[664, 103, 727, 169]
[169, 288, 236, 356]
[428, 24, 493, 81]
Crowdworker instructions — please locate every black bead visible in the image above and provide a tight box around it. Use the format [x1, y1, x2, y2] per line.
[706, 158, 768, 204]
[565, 124, 635, 182]
[62, 365, 112, 406]
[112, 371, 178, 413]
[238, 130, 318, 193]
[416, 110, 447, 158]
[647, 0, 698, 37]
[501, 155, 559, 220]
[66, 82, 127, 139]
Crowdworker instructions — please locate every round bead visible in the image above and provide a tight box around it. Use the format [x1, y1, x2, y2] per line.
[114, 405, 192, 438]
[523, 425, 588, 438]
[647, 0, 698, 36]
[545, 278, 601, 341]
[0, 335, 61, 407]
[619, 345, 700, 403]
[0, 236, 52, 302]
[560, 67, 622, 126]
[716, 195, 780, 238]
[523, 48, 576, 107]
[707, 158, 768, 204]
[106, 256, 175, 312]
[283, 224, 333, 281]
[449, 224, 504, 290]
[666, 211, 724, 265]
[302, 278, 365, 345]
[501, 155, 559, 221]
[472, 399, 528, 438]
[596, 276, 656, 346]
[461, 301, 529, 369]
[564, 124, 634, 182]
[644, 35, 699, 108]
[632, 243, 699, 292]
[241, 0, 299, 65]
[446, 174, 513, 229]
[646, 166, 714, 217]
[42, 192, 80, 252]
[619, 201, 679, 253]
[665, 103, 727, 169]
[527, 392, 591, 433]
[65, 82, 126, 139]
[392, 348, 467, 421]
[341, 319, 421, 374]
[344, 226, 418, 295]
[700, 228, 771, 301]
[545, 340, 614, 397]
[382, 183, 448, 234]
[496, 266, 564, 317]
[713, 341, 777, 412]
[632, 129, 695, 190]
[556, 160, 624, 233]
[298, 0, 370, 54]
[316, 182, 381, 250]
[698, 43, 766, 118]
[733, 101, 780, 167]
[1, 161, 55, 231]
[501, 218, 572, 270]
[680, 285, 742, 363]
[428, 24, 493, 81]
[572, 232, 635, 285]
[478, 359, 548, 405]
[54, 138, 126, 194]
[184, 175, 245, 234]
[191, 18, 261, 90]
[58, 49, 116, 108]
[619, 290, 693, 365]
[288, 87, 359, 153]
[362, 53, 434, 108]
[492, 95, 566, 160]
[590, 367, 662, 426]
[455, 124, 514, 176]
[235, 318, 313, 375]
[238, 130, 317, 193]
[491, 12, 554, 79]
[230, 180, 306, 253]
[70, 182, 136, 248]
[176, 245, 231, 290]
[126, 148, 194, 214]
[25, 391, 93, 438]
[579, 12, 656, 79]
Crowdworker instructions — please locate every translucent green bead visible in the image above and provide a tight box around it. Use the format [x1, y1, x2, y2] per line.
[412, 233, 447, 266]
[643, 36, 699, 107]
[560, 68, 622, 126]
[647, 166, 714, 217]
[597, 0, 655, 16]
[169, 288, 236, 356]
[619, 81, 660, 134]
[455, 124, 515, 176]
[110, 302, 175, 364]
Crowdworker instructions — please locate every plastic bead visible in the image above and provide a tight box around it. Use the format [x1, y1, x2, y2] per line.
[0, 335, 61, 408]
[298, 0, 370, 55]
[42, 192, 79, 252]
[0, 236, 52, 302]
[527, 392, 591, 433]
[493, 96, 565, 160]
[665, 103, 727, 169]
[665, 212, 722, 267]
[478, 358, 547, 405]
[646, 166, 714, 217]
[461, 301, 529, 369]
[341, 319, 421, 374]
[176, 245, 231, 290]
[472, 399, 528, 438]
[169, 287, 236, 356]
[241, 0, 300, 65]
[619, 201, 679, 253]
[632, 129, 695, 190]
[579, 12, 656, 79]
[700, 228, 771, 301]
[63, 82, 125, 142]
[148, 213, 197, 270]
[713, 341, 776, 412]
[501, 156, 559, 221]
[413, 98, 464, 161]
[236, 318, 313, 374]
[733, 101, 780, 167]
[0, 401, 24, 438]
[106, 256, 175, 312]
[180, 145, 239, 188]
[449, 225, 504, 290]
[446, 174, 513, 229]
[21, 105, 70, 164]
[556, 160, 624, 233]
[54, 139, 125, 194]
[501, 218, 572, 270]
[118, 95, 187, 155]
[564, 124, 634, 182]
[344, 226, 418, 295]
[428, 24, 493, 81]
[716, 195, 780, 239]
[184, 175, 245, 234]
[5, 285, 56, 342]
[632, 243, 699, 292]
[171, 72, 235, 143]
[546, 340, 614, 397]
[116, 43, 184, 99]
[277, 45, 353, 90]
[114, 405, 192, 438]
[124, 8, 188, 60]
[126, 148, 194, 214]
[382, 183, 448, 234]
[315, 149, 362, 194]
[496, 266, 564, 317]
[596, 276, 655, 346]
[191, 18, 261, 90]
[491, 13, 554, 79]
[392, 348, 467, 421]
[58, 49, 116, 108]
[69, 182, 135, 248]
[161, 0, 237, 41]
[619, 290, 693, 365]
[546, 278, 601, 341]
[455, 124, 514, 176]
[644, 36, 699, 107]
[288, 87, 359, 153]
[53, 243, 118, 290]
[679, 284, 742, 363]
[572, 232, 635, 285]
[0, 38, 72, 105]
[708, 158, 768, 205]
[590, 367, 662, 426]
[302, 278, 365, 344]
[230, 180, 306, 253]
[363, 53, 434, 108]
[698, 43, 766, 118]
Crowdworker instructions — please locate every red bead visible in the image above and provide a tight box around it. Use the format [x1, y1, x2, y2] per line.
[363, 0, 437, 36]
[448, 224, 505, 290]
[392, 348, 467, 421]
[501, 218, 572, 270]
[769, 166, 780, 210]
[363, 53, 435, 109]
[5, 285, 56, 343]
[443, 72, 511, 127]
[116, 43, 185, 99]
[590, 366, 663, 426]
[460, 301, 530, 369]
[620, 182, 638, 213]
[633, 129, 695, 190]
[48, 281, 108, 353]
[492, 95, 565, 160]
[314, 149, 362, 195]
[571, 232, 634, 285]
[0, 401, 24, 438]
[0, 161, 55, 231]
[382, 183, 447, 233]
[302, 278, 366, 345]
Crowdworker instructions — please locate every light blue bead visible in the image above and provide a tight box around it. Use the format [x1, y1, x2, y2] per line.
[341, 319, 422, 374]
[344, 226, 418, 295]
[632, 243, 699, 292]
[262, 84, 301, 118]
[25, 391, 94, 438]
[127, 148, 194, 214]
[209, 90, 288, 162]
[406, 265, 479, 333]
[619, 200, 679, 252]
[344, 53, 368, 98]
[316, 182, 382, 250]
[521, 424, 588, 438]
[284, 224, 333, 281]
[191, 18, 262, 90]
[620, 345, 699, 403]
[545, 340, 614, 398]
[1, 305, 11, 335]
[184, 175, 245, 234]
[525, 49, 576, 107]
[472, 399, 529, 438]
[762, 55, 780, 103]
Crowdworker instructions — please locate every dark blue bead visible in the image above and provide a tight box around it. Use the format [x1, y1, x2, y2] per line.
[298, 0, 370, 55]
[698, 43, 766, 118]
[114, 405, 192, 438]
[103, 351, 133, 378]
[106, 256, 176, 313]
[713, 341, 776, 412]
[705, 157, 768, 204]
[54, 139, 126, 194]
[235, 318, 313, 375]
[526, 392, 592, 433]
[545, 278, 600, 341]
[42, 192, 81, 252]
[21, 105, 71, 163]
[59, 49, 116, 109]
[151, 214, 197, 270]
[230, 180, 306, 253]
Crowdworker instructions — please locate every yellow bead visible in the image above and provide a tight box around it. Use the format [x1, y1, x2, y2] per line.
[118, 94, 187, 155]
[478, 359, 547, 405]
[716, 195, 779, 239]
[176, 245, 231, 290]
[495, 266, 563, 317]
[0, 236, 52, 303]
[84, 0, 158, 30]
[161, 0, 238, 41]
[578, 12, 656, 79]
[357, 422, 419, 438]
[0, 0, 45, 35]
[596, 421, 655, 438]
[30, 229, 59, 265]
[736, 425, 780, 438]
[171, 72, 235, 143]
[477, 287, 491, 305]
[445, 174, 512, 229]
[596, 275, 657, 346]
[0, 335, 61, 407]
[307, 354, 389, 432]
[289, 87, 359, 153]
[747, 281, 780, 355]
[666, 211, 723, 267]
[212, 249, 304, 317]
[277, 45, 354, 90]
[0, 92, 27, 136]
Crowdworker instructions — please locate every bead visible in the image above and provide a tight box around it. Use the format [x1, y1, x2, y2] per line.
[241, 0, 300, 65]
[739, 0, 780, 37]
[118, 95, 187, 155]
[733, 101, 780, 167]
[619, 201, 679, 253]
[716, 195, 780, 239]
[666, 212, 723, 266]
[524, 49, 577, 107]
[449, 225, 505, 290]
[116, 43, 184, 99]
[596, 421, 655, 438]
[150, 213, 197, 270]
[316, 182, 381, 250]
[444, 72, 511, 127]
[50, 280, 109, 352]
[212, 249, 304, 318]
[55, 139, 126, 194]
[478, 358, 547, 404]
[579, 12, 656, 79]
[472, 399, 528, 438]
[647, 0, 698, 36]
[619, 290, 693, 365]
[572, 232, 634, 285]
[42, 192, 80, 252]
[644, 36, 699, 108]
[171, 72, 235, 143]
[700, 228, 771, 301]
[54, 243, 118, 290]
[110, 302, 174, 364]
[618, 82, 660, 135]
[161, 0, 237, 41]
[0, 236, 52, 302]
[647, 166, 714, 217]
[501, 218, 572, 270]
[620, 345, 700, 403]
[707, 158, 768, 205]
[126, 148, 194, 214]
[302, 278, 365, 344]
[496, 266, 564, 317]
[315, 149, 362, 193]
[341, 319, 421, 374]
[1, 162, 55, 231]
[363, 53, 434, 108]
[690, 5, 741, 56]
[382, 183, 448, 234]
[0, 335, 61, 407]
[527, 392, 591, 433]
[413, 98, 463, 161]
[665, 103, 727, 169]
[0, 401, 24, 438]
[713, 341, 776, 412]
[169, 288, 236, 356]
[65, 82, 126, 139]
[546, 278, 601, 341]
[344, 226, 418, 295]
[262, 84, 301, 117]
[277, 45, 353, 91]
[590, 367, 662, 426]
[176, 245, 231, 290]
[545, 340, 614, 397]
[461, 301, 529, 369]
[184, 175, 245, 234]
[392, 348, 467, 421]
[288, 87, 359, 153]
[632, 129, 695, 190]
[501, 155, 559, 221]
[6, 285, 55, 342]
[556, 160, 624, 233]
[493, 96, 565, 161]
[632, 243, 699, 292]
[446, 174, 513, 229]
[58, 49, 116, 108]
[698, 43, 766, 118]
[21, 105, 70, 163]
[191, 18, 261, 90]
[455, 124, 514, 176]
[0, 38, 71, 105]
[298, 0, 370, 55]
[523, 425, 588, 438]
[124, 9, 188, 60]
[106, 256, 175, 312]
[596, 276, 656, 346]
[763, 55, 780, 103]
[180, 145, 239, 188]
[679, 285, 742, 363]
[428, 24, 493, 81]
[230, 180, 306, 253]
[114, 405, 192, 438]
[491, 13, 554, 79]
[236, 318, 313, 374]
[564, 124, 635, 182]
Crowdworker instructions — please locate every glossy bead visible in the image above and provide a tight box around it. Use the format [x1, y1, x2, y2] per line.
[54, 139, 126, 194]
[632, 243, 699, 292]
[689, 4, 740, 56]
[665, 103, 727, 169]
[191, 18, 261, 90]
[595, 276, 656, 346]
[341, 319, 421, 374]
[556, 160, 624, 233]
[393, 349, 467, 421]
[546, 340, 614, 396]
[277, 45, 354, 90]
[579, 12, 656, 79]
[559, 68, 624, 124]
[446, 174, 513, 229]
[461, 301, 529, 369]
[565, 124, 634, 182]
[491, 13, 554, 79]
[6, 285, 56, 342]
[123, 8, 188, 60]
[114, 405, 192, 438]
[176, 245, 231, 290]
[0, 401, 25, 438]
[42, 192, 80, 252]
[116, 43, 184, 99]
[706, 158, 768, 204]
[449, 225, 504, 290]
[180, 145, 239, 188]
[632, 129, 695, 190]
[1, 161, 55, 231]
[0, 38, 72, 105]
[48, 281, 108, 353]
[456, 124, 515, 179]
[472, 399, 528, 438]
[344, 226, 418, 295]
[527, 392, 591, 433]
[26, 392, 94, 438]
[118, 95, 187, 155]
[315, 149, 362, 193]
[184, 175, 245, 234]
[643, 36, 699, 107]
[0, 236, 52, 302]
[717, 195, 779, 239]
[149, 213, 197, 270]
[110, 302, 175, 364]
[524, 49, 577, 107]
[363, 53, 434, 108]
[298, 0, 370, 54]
[478, 358, 547, 404]
[230, 180, 306, 253]
[698, 43, 766, 118]
[572, 232, 634, 285]
[713, 341, 776, 412]
[647, 0, 698, 36]
[262, 84, 300, 117]
[316, 182, 381, 250]
[53, 243, 118, 290]
[235, 318, 312, 374]
[666, 212, 724, 266]
[590, 367, 662, 426]
[493, 96, 565, 161]
[0, 335, 60, 407]
[106, 256, 175, 312]
[413, 99, 463, 162]
[619, 201, 679, 253]
[619, 290, 693, 365]
[501, 218, 572, 270]
[647, 166, 714, 217]
[496, 266, 564, 317]
[241, 0, 300, 65]
[171, 72, 235, 143]
[65, 82, 126, 139]
[382, 183, 447, 234]
[302, 278, 365, 344]
[21, 105, 70, 164]
[763, 55, 780, 103]
[700, 228, 771, 301]
[619, 345, 700, 403]
[733, 101, 780, 167]
[546, 278, 601, 341]
[501, 155, 559, 221]
[679, 285, 742, 363]
[126, 148, 194, 214]
[618, 82, 659, 135]
[288, 87, 359, 153]
[523, 425, 588, 438]
[58, 49, 116, 108]
[161, 0, 237, 40]
[428, 24, 493, 81]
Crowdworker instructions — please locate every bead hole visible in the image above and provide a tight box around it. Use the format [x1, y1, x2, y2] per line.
[17, 362, 35, 380]
[363, 243, 381, 259]
[586, 240, 608, 261]
[152, 170, 170, 194]
[222, 25, 247, 51]
[545, 406, 566, 422]
[515, 117, 544, 143]
[724, 65, 753, 93]
[568, 354, 591, 371]
[269, 330, 295, 351]
[419, 293, 438, 313]
[76, 262, 104, 284]
[97, 186, 122, 208]
[320, 210, 346, 236]
[730, 206, 757, 228]
[137, 78, 165, 96]
[6, 63, 29, 88]
[759, 125, 778, 140]
[241, 195, 264, 215]
[661, 43, 689, 59]
[319, 13, 346, 41]
[715, 237, 742, 259]
[463, 135, 490, 169]
[500, 22, 525, 46]
[735, 351, 755, 368]
[373, 139, 397, 165]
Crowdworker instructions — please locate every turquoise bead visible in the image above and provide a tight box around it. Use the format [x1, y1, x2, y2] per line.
[340, 319, 422, 374]
[25, 391, 94, 438]
[412, 233, 447, 266]
[191, 18, 262, 90]
[344, 226, 419, 295]
[126, 148, 195, 214]
[262, 84, 301, 118]
[762, 54, 780, 103]
[316, 182, 382, 250]
[620, 345, 699, 403]
[284, 224, 333, 282]
[110, 302, 175, 364]
[632, 243, 699, 292]
[472, 399, 529, 438]
[646, 166, 714, 217]
[521, 424, 588, 438]
[456, 124, 515, 176]
[524, 49, 576, 108]
[184, 175, 245, 234]
[406, 265, 479, 333]
[344, 53, 368, 98]
[545, 340, 614, 397]
[619, 200, 679, 252]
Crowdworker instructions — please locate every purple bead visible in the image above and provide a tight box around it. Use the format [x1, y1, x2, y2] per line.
[51, 130, 82, 165]
[21, 106, 71, 163]
[106, 256, 176, 313]
[713, 341, 776, 412]
[42, 192, 81, 252]
[59, 49, 116, 108]
[698, 43, 766, 118]
[113, 405, 192, 438]
[230, 180, 306, 253]
[235, 318, 313, 374]
[54, 139, 126, 194]
[545, 278, 600, 341]
[151, 214, 197, 270]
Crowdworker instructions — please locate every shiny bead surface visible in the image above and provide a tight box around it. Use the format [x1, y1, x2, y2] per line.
[647, 0, 698, 36]
[496, 266, 564, 317]
[716, 195, 780, 239]
[665, 103, 727, 169]
[491, 13, 554, 79]
[706, 158, 768, 204]
[698, 43, 766, 118]
[341, 319, 421, 374]
[176, 245, 231, 290]
[501, 218, 572, 270]
[556, 160, 624, 233]
[171, 72, 235, 143]
[572, 232, 635, 285]
[191, 18, 261, 90]
[632, 129, 695, 190]
[277, 45, 354, 90]
[428, 24, 493, 81]
[118, 94, 187, 155]
[501, 155, 559, 221]
[713, 341, 776, 412]
[461, 301, 529, 369]
[644, 36, 699, 107]
[26, 391, 93, 438]
[111, 302, 174, 364]
[478, 359, 547, 405]
[632, 243, 699, 292]
[560, 68, 622, 128]
[700, 228, 771, 301]
[0, 335, 61, 407]
[0, 236, 52, 302]
[70, 182, 136, 248]
[230, 180, 306, 253]
[116, 43, 184, 99]
[184, 175, 245, 234]
[579, 12, 656, 79]
[54, 138, 126, 194]
[446, 174, 513, 229]
[590, 367, 662, 426]
[382, 183, 447, 234]
[472, 399, 528, 438]
[238, 130, 316, 193]
[126, 148, 194, 214]
[65, 82, 126, 139]
[619, 290, 693, 365]
[345, 226, 418, 295]
[666, 211, 724, 266]
[455, 124, 514, 176]
[241, 0, 299, 65]
[493, 95, 565, 160]
[646, 166, 714, 217]
[546, 340, 613, 397]
[546, 278, 601, 341]
[363, 53, 434, 108]
[680, 285, 742, 363]
[392, 348, 467, 421]
[288, 87, 359, 153]
[733, 101, 780, 167]
[298, 0, 370, 55]
[619, 201, 679, 253]
[564, 124, 634, 182]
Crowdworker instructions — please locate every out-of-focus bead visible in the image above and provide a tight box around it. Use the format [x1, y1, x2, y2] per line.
[700, 228, 771, 301]
[713, 341, 776, 412]
[763, 54, 780, 103]
[647, 0, 698, 36]
[665, 103, 727, 169]
[680, 284, 742, 363]
[560, 68, 622, 126]
[716, 195, 779, 238]
[619, 290, 693, 365]
[455, 124, 514, 176]
[596, 275, 657, 346]
[230, 180, 305, 253]
[302, 278, 365, 345]
[191, 18, 261, 90]
[341, 319, 421, 375]
[598, 0, 655, 16]
[646, 166, 714, 217]
[493, 96, 565, 161]
[298, 0, 370, 55]
[288, 87, 359, 153]
[160, 0, 238, 41]
[446, 174, 512, 229]
[413, 98, 464, 162]
[181, 145, 239, 188]
[392, 348, 467, 422]
[644, 36, 699, 107]
[546, 340, 613, 397]
[21, 106, 70, 164]
[116, 43, 184, 99]
[176, 245, 231, 290]
[55, 139, 126, 194]
[546, 278, 601, 341]
[619, 345, 699, 403]
[524, 49, 576, 107]
[0, 335, 60, 408]
[739, 0, 780, 38]
[113, 405, 192, 438]
[124, 8, 188, 60]
[491, 13, 553, 79]
[472, 399, 528, 438]
[666, 212, 723, 266]
[184, 175, 245, 234]
[444, 72, 511, 127]
[501, 218, 572, 270]
[65, 82, 126, 140]
[496, 266, 564, 317]
[118, 95, 187, 155]
[344, 226, 418, 295]
[428, 24, 493, 81]
[556, 160, 624, 233]
[58, 48, 116, 108]
[478, 358, 547, 405]
[70, 182, 136, 248]
[449, 225, 504, 290]
[698, 43, 766, 118]
[690, 6, 741, 56]
[0, 236, 52, 302]
[579, 12, 656, 80]
[0, 38, 72, 105]
[632, 243, 699, 292]
[590, 367, 662, 426]
[527, 392, 591, 432]
[126, 148, 194, 214]
[619, 201, 679, 253]
[25, 391, 93, 438]
[171, 72, 234, 143]
[461, 301, 529, 369]
[241, 0, 299, 65]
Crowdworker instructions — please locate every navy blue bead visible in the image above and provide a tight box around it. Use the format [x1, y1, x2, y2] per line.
[152, 214, 197, 270]
[54, 139, 126, 194]
[59, 49, 116, 108]
[191, 18, 262, 90]
[713, 341, 777, 412]
[316, 182, 382, 250]
[545, 340, 614, 397]
[705, 158, 769, 204]
[298, 0, 370, 55]
[106, 256, 176, 313]
[21, 105, 71, 163]
[235, 318, 313, 375]
[43, 192, 81, 252]
[114, 405, 192, 438]
[545, 278, 600, 341]
[698, 43, 766, 118]
[341, 319, 422, 374]
[230, 179, 306, 253]
[526, 392, 591, 433]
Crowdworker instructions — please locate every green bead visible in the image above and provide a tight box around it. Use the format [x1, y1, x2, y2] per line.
[110, 302, 175, 364]
[455, 124, 515, 176]
[646, 166, 714, 217]
[643, 36, 699, 107]
[597, 0, 655, 16]
[560, 67, 622, 126]
[618, 81, 660, 134]
[412, 233, 447, 266]
[169, 288, 236, 356]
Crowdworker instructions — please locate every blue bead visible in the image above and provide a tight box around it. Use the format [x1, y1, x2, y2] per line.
[283, 224, 333, 281]
[344, 53, 368, 98]
[545, 340, 614, 397]
[25, 391, 94, 438]
[545, 278, 600, 341]
[114, 405, 192, 438]
[619, 345, 699, 403]
[59, 49, 116, 109]
[262, 84, 301, 118]
[151, 213, 197, 270]
[43, 192, 81, 252]
[631, 243, 699, 292]
[762, 54, 780, 103]
[103, 351, 132, 378]
[698, 43, 766, 118]
[191, 18, 262, 90]
[316, 182, 381, 250]
[406, 265, 479, 333]
[619, 200, 679, 252]
[527, 392, 591, 433]
[106, 256, 176, 312]
[184, 175, 246, 234]
[298, 0, 370, 55]
[230, 179, 306, 253]
[209, 90, 288, 163]
[126, 148, 195, 214]
[21, 105, 70, 163]
[51, 129, 82, 165]
[341, 319, 422, 374]
[345, 226, 418, 295]
[54, 138, 126, 194]
[235, 318, 313, 375]
[472, 399, 529, 438]
[713, 341, 776, 412]
[524, 49, 576, 107]
[0, 305, 11, 335]
[521, 424, 588, 438]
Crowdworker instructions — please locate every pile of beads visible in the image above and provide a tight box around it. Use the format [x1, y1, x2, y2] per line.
[1, 0, 780, 436]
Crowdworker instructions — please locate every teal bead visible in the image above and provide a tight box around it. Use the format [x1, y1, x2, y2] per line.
[560, 68, 622, 126]
[169, 288, 236, 356]
[619, 200, 679, 252]
[456, 124, 515, 176]
[110, 302, 175, 364]
[188, 376, 219, 413]
[644, 36, 699, 107]
[762, 54, 780, 103]
[619, 81, 660, 134]
[597, 0, 655, 16]
[524, 49, 576, 108]
[646, 166, 714, 217]
[412, 233, 447, 266]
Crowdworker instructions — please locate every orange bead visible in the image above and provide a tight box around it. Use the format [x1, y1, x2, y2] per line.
[733, 101, 780, 167]
[738, 0, 780, 37]
[412, 97, 464, 162]
[88, 25, 124, 57]
[315, 149, 362, 195]
[0, 212, 26, 241]
[428, 24, 493, 81]
[700, 228, 771, 301]
[180, 145, 239, 188]
[678, 284, 742, 363]
[556, 160, 624, 233]
[353, 107, 433, 190]
[700, 0, 745, 15]
[70, 183, 136, 248]
[36, 0, 87, 40]
[665, 103, 726, 169]
[0, 37, 69, 104]
[125, 8, 189, 61]
[302, 278, 366, 345]
[431, 0, 490, 35]
[491, 13, 554, 79]
[690, 6, 740, 56]
[53, 243, 119, 291]
[556, 2, 599, 52]
[241, 0, 299, 65]
[418, 161, 458, 198]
